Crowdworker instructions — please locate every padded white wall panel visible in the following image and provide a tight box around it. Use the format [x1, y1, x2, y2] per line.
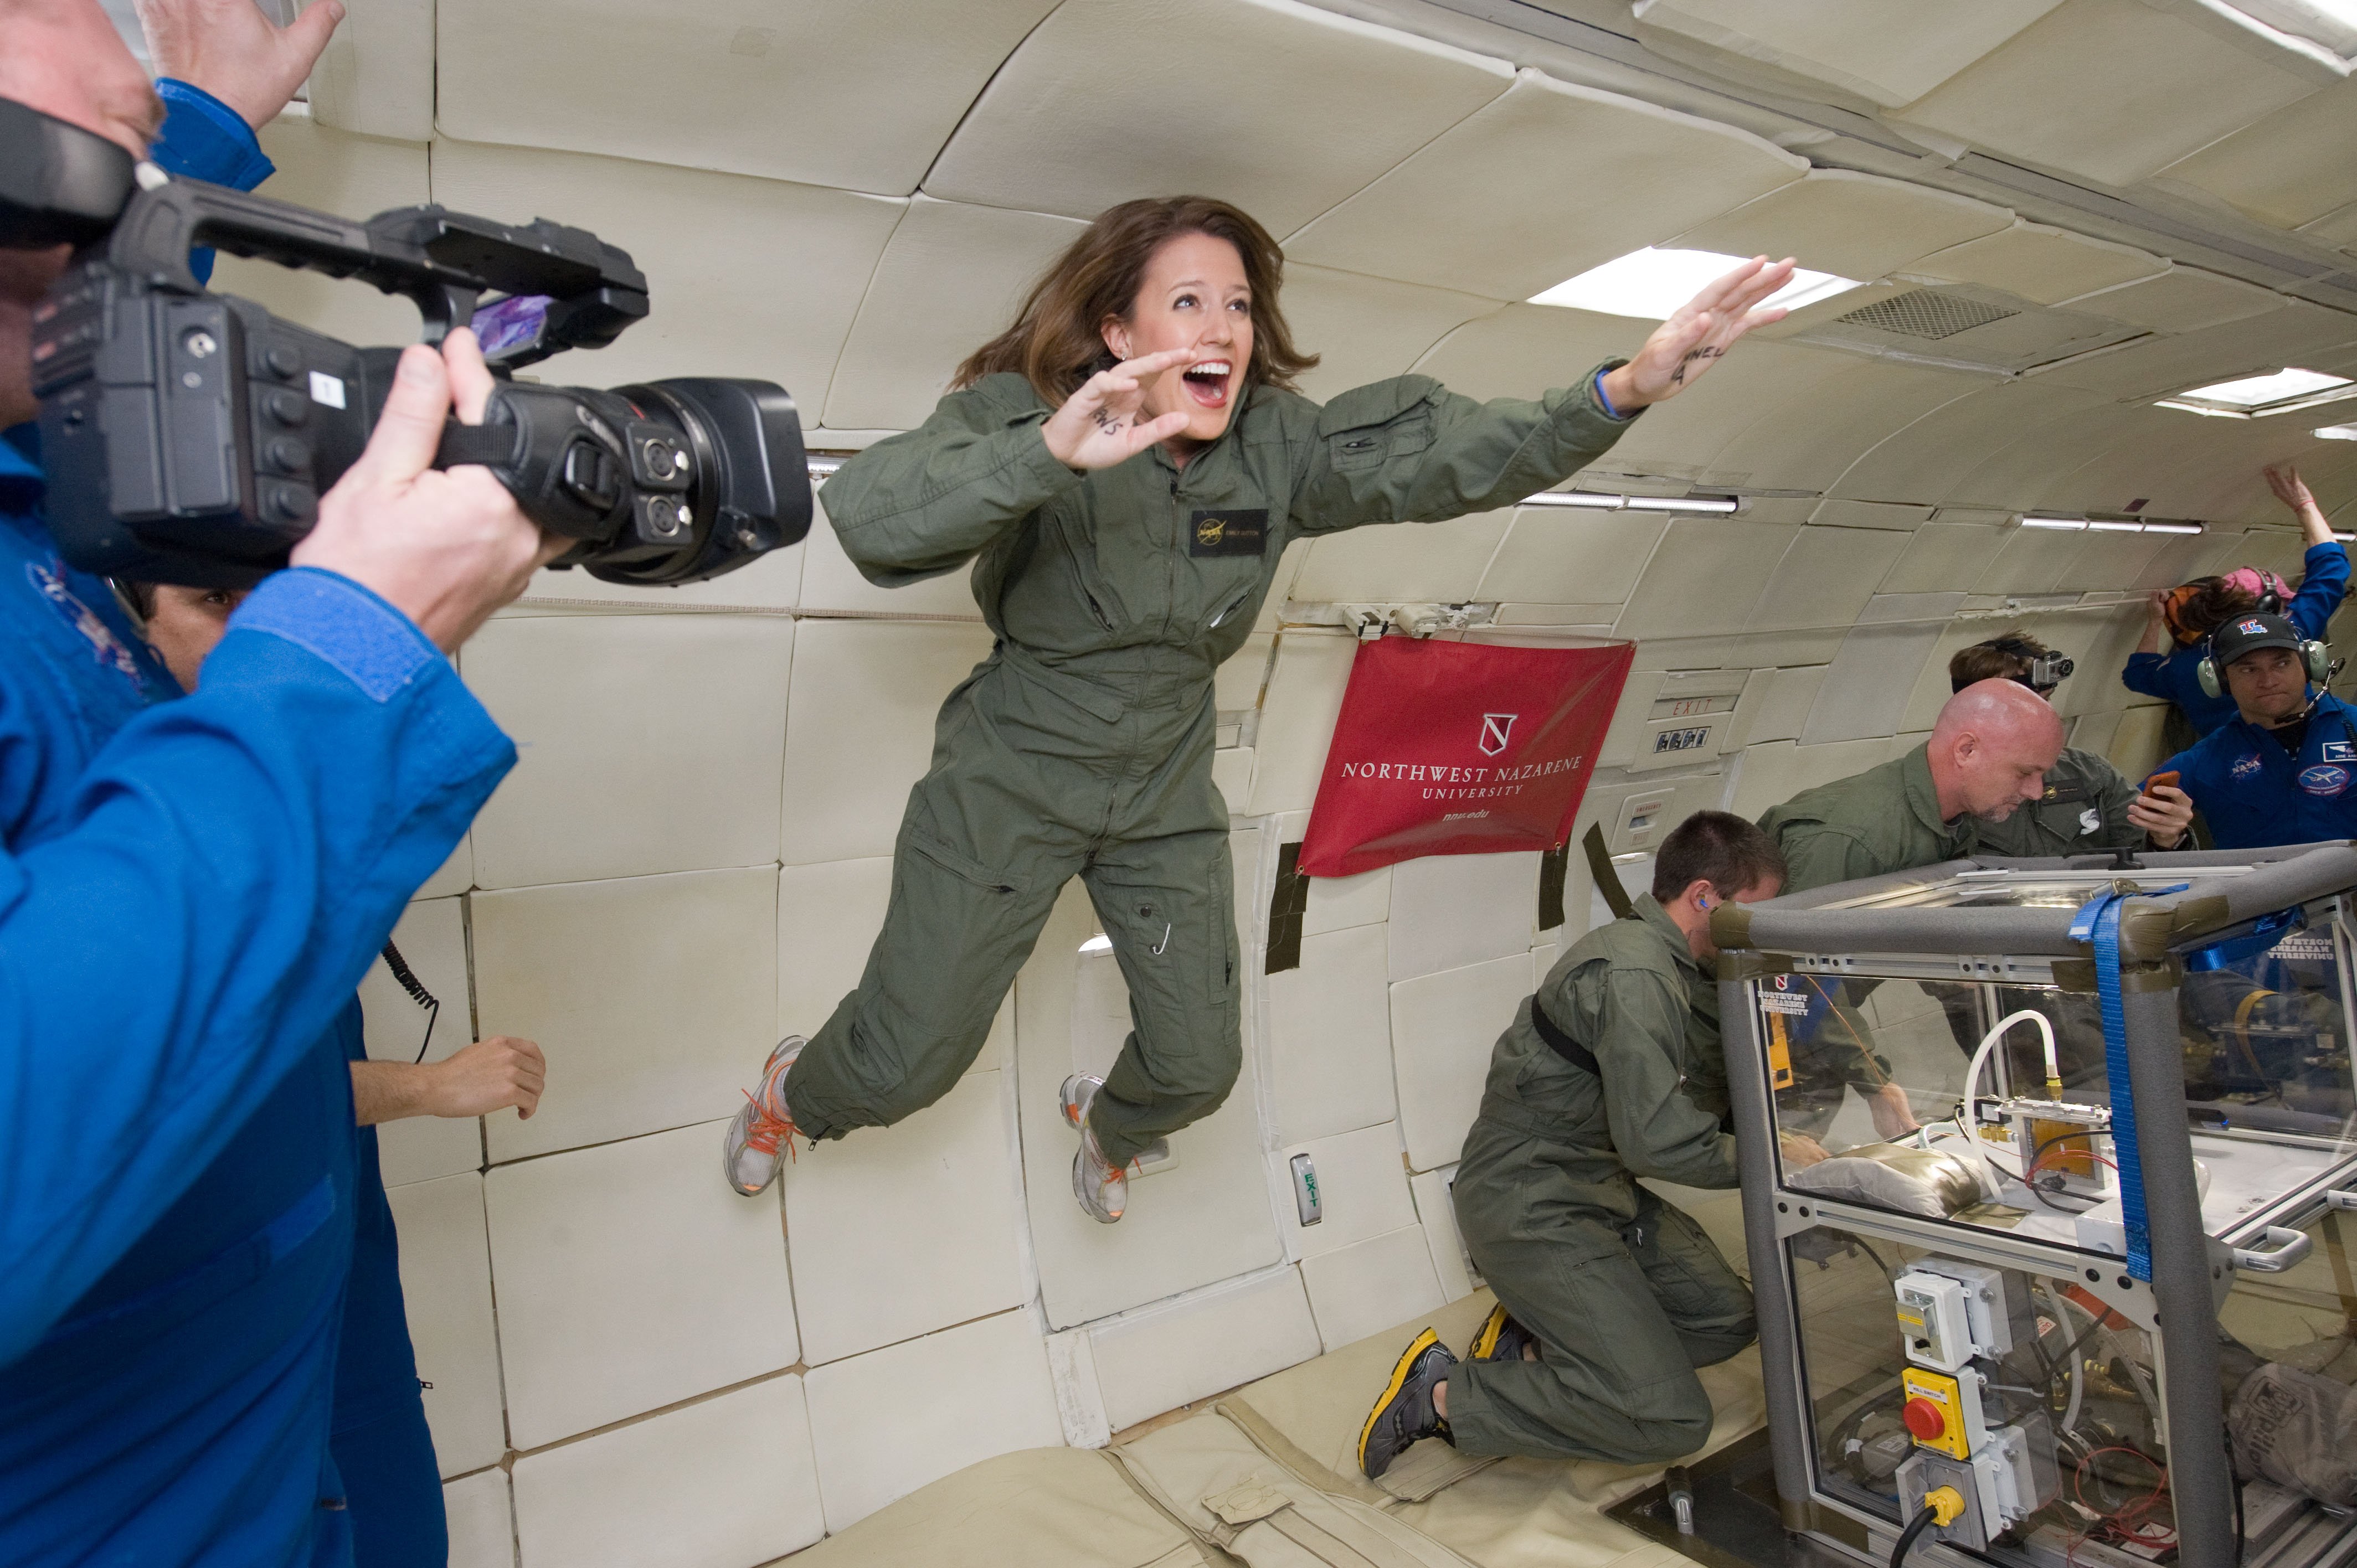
[1973, 522, 2106, 596]
[1300, 1225, 1447, 1352]
[1410, 304, 1648, 407]
[360, 897, 480, 1188]
[1831, 382, 2104, 505]
[428, 141, 903, 407]
[1476, 507, 1667, 606]
[1671, 169, 2011, 283]
[2108, 704, 2175, 780]
[474, 868, 779, 1161]
[1744, 666, 1828, 745]
[1946, 405, 2152, 514]
[1881, 522, 2006, 595]
[2037, 301, 2357, 404]
[1615, 519, 1798, 642]
[436, 0, 1058, 195]
[1088, 1268, 1324, 1432]
[1245, 631, 1356, 817]
[924, 0, 1512, 232]
[1408, 1167, 1476, 1302]
[1887, 0, 2325, 190]
[1595, 341, 1853, 487]
[1280, 1122, 1419, 1260]
[824, 198, 1087, 430]
[1285, 69, 1803, 301]
[1390, 954, 1533, 1173]
[797, 493, 987, 617]
[2160, 76, 2357, 231]
[1744, 527, 1911, 633]
[779, 620, 993, 864]
[783, 1070, 1029, 1366]
[1213, 747, 1255, 808]
[1813, 500, 1934, 531]
[511, 1375, 824, 1568]
[416, 839, 472, 900]
[387, 1174, 505, 1477]
[1305, 865, 1394, 936]
[516, 544, 806, 612]
[486, 1121, 797, 1448]
[1018, 884, 1282, 1328]
[1267, 925, 1397, 1146]
[1731, 736, 1903, 819]
[1290, 512, 1512, 604]
[1627, 0, 2063, 109]
[2064, 267, 2289, 333]
[1388, 850, 1541, 982]
[2053, 529, 2171, 594]
[804, 1309, 1063, 1531]
[1907, 220, 2163, 306]
[1284, 268, 1505, 405]
[1702, 360, 1977, 493]
[308, 0, 431, 140]
[212, 120, 429, 347]
[1216, 634, 1277, 713]
[1799, 616, 1949, 746]
[463, 615, 792, 888]
[444, 1469, 514, 1568]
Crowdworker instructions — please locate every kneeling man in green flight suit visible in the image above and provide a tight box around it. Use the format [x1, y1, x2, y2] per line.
[1358, 811, 1816, 1478]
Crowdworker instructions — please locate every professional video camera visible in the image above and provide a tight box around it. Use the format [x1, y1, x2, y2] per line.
[2, 96, 810, 589]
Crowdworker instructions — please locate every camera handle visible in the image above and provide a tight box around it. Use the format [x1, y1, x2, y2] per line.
[100, 176, 649, 367]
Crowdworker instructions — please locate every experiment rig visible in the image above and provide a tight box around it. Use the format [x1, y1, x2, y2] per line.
[1675, 844, 2357, 1568]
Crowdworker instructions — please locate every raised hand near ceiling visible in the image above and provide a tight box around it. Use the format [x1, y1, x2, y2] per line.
[1600, 255, 1796, 414]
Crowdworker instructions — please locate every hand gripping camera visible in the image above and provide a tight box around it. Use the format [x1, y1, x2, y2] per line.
[4, 96, 810, 589]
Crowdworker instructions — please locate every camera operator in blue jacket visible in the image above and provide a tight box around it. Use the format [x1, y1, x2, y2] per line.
[0, 3, 558, 1563]
[2157, 611, 2357, 851]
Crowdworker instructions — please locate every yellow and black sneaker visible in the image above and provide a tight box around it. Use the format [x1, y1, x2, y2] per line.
[1468, 1302, 1537, 1364]
[1357, 1328, 1456, 1479]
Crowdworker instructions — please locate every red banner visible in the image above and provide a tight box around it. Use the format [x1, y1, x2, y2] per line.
[1297, 637, 1634, 878]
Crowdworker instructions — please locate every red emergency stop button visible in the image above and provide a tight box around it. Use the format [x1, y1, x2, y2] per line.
[1903, 1397, 1948, 1441]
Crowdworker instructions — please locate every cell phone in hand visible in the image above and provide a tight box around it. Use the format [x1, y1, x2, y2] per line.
[2142, 770, 2179, 798]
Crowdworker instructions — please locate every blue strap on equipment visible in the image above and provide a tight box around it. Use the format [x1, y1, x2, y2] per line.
[2068, 884, 2183, 1285]
[2183, 905, 2304, 973]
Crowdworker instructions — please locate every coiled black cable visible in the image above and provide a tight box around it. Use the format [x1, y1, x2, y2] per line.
[379, 942, 440, 1065]
[1888, 1503, 1939, 1568]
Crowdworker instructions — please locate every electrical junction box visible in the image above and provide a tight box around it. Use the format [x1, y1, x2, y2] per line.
[1895, 1270, 1975, 1371]
[1896, 1415, 2057, 1552]
[1899, 1366, 1974, 1460]
[1908, 1260, 2025, 1361]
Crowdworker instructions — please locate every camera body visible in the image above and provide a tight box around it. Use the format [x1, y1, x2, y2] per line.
[12, 102, 809, 590]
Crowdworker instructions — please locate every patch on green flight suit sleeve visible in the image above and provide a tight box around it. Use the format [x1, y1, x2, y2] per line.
[1190, 509, 1268, 556]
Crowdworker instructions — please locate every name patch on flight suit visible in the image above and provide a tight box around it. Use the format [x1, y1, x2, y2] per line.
[2325, 741, 2356, 762]
[1190, 509, 1268, 558]
[2299, 764, 2349, 797]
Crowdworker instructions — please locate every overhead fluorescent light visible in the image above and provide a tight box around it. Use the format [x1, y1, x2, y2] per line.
[2315, 423, 2357, 440]
[1529, 247, 1864, 320]
[2088, 520, 2143, 532]
[2156, 367, 2357, 419]
[2021, 515, 2088, 530]
[2021, 513, 2204, 535]
[2142, 522, 2204, 535]
[1521, 489, 1738, 513]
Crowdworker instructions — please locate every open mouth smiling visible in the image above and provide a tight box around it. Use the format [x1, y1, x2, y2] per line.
[1182, 358, 1232, 408]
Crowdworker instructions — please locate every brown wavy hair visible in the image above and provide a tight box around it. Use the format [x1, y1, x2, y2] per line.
[2162, 577, 2260, 644]
[954, 197, 1319, 406]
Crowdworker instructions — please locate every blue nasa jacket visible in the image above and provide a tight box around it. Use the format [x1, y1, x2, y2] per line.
[0, 89, 516, 1568]
[2122, 540, 2349, 737]
[2158, 689, 2357, 851]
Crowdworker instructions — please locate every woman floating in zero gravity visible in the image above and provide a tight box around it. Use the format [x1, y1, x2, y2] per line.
[722, 195, 1796, 1221]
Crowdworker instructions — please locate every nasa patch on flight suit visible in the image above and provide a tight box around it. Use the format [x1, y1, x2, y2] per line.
[1189, 509, 1268, 558]
[2299, 764, 2350, 797]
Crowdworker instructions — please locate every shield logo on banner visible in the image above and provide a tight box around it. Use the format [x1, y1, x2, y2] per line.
[1479, 713, 1517, 756]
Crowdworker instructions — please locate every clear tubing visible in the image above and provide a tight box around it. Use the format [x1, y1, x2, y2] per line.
[1956, 1010, 2057, 1197]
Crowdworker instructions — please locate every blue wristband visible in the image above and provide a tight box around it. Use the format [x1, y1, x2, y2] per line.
[1592, 369, 1626, 422]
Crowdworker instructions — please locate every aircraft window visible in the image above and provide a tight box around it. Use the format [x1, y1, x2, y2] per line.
[1526, 246, 1861, 319]
[2157, 366, 2357, 419]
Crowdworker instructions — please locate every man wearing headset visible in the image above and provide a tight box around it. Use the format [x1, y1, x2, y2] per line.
[1953, 632, 2193, 857]
[2155, 612, 2357, 850]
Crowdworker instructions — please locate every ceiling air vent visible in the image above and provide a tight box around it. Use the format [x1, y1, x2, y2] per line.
[1834, 290, 2020, 341]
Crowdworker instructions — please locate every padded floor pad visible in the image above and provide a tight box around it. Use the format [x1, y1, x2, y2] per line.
[791, 1446, 1214, 1568]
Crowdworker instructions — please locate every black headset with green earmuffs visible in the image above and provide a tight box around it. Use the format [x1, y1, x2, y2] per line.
[2196, 625, 2330, 699]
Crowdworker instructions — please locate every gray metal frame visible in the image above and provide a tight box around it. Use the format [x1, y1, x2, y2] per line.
[1715, 841, 2357, 1568]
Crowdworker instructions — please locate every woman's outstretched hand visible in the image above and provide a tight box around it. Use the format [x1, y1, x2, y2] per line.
[1601, 256, 1797, 413]
[1042, 348, 1202, 470]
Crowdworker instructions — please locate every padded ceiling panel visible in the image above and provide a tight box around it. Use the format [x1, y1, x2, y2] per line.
[924, 0, 1512, 233]
[1475, 508, 1668, 605]
[1627, 0, 2062, 110]
[1880, 522, 2005, 595]
[2037, 300, 2357, 401]
[308, 0, 431, 141]
[1283, 70, 1803, 302]
[1288, 510, 1513, 602]
[1282, 267, 1502, 405]
[1614, 518, 1798, 641]
[2051, 529, 2170, 594]
[2156, 76, 2357, 231]
[1670, 170, 2011, 285]
[1830, 381, 2111, 503]
[1886, 0, 2325, 189]
[429, 141, 903, 410]
[2063, 267, 2289, 333]
[1744, 526, 1911, 633]
[1943, 402, 2153, 511]
[824, 198, 1085, 432]
[1701, 359, 1979, 492]
[213, 120, 430, 348]
[435, 0, 1059, 194]
[1408, 303, 1647, 405]
[1905, 220, 2163, 306]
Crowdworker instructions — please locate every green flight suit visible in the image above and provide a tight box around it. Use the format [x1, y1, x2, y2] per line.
[786, 366, 1639, 1161]
[1752, 745, 1974, 1133]
[1448, 896, 1755, 1464]
[1967, 746, 2140, 858]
